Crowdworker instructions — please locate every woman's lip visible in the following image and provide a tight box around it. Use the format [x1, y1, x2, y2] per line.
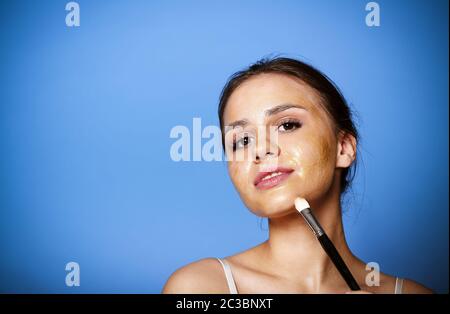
[255, 171, 294, 190]
[254, 168, 295, 190]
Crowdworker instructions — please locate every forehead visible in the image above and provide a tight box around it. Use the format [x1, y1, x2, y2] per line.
[223, 73, 325, 124]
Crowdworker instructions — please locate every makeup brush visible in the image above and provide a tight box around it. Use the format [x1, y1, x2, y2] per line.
[294, 197, 360, 291]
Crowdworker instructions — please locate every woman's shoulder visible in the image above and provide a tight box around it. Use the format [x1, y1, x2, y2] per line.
[161, 257, 229, 294]
[368, 271, 434, 294]
[400, 278, 434, 294]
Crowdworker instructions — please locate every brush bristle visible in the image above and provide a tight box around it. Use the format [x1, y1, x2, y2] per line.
[294, 197, 310, 212]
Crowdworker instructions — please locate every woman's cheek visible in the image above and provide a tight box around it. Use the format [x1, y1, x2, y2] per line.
[228, 161, 252, 193]
[228, 160, 268, 213]
[282, 133, 335, 196]
[298, 138, 336, 200]
[284, 146, 305, 177]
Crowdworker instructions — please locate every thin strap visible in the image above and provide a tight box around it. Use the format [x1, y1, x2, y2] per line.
[216, 258, 238, 294]
[394, 277, 404, 294]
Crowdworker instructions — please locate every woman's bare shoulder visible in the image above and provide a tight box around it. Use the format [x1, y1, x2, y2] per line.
[401, 278, 434, 294]
[369, 271, 434, 294]
[161, 257, 229, 294]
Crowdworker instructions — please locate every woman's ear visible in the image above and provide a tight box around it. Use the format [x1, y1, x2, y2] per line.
[336, 131, 357, 168]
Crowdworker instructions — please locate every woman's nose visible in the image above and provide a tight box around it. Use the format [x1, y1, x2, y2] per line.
[254, 136, 280, 163]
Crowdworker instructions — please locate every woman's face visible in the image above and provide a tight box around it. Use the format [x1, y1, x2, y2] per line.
[223, 73, 340, 218]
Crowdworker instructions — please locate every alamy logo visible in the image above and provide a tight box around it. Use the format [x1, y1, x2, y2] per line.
[65, 262, 80, 287]
[365, 2, 380, 27]
[65, 2, 80, 27]
[365, 262, 380, 286]
[169, 118, 279, 162]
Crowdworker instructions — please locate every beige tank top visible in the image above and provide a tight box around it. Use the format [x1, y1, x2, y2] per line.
[216, 257, 404, 294]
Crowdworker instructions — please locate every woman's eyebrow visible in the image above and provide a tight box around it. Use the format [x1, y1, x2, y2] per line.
[264, 103, 308, 116]
[225, 103, 307, 130]
[226, 119, 249, 129]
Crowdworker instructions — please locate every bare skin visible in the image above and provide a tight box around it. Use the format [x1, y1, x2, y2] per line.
[162, 73, 433, 294]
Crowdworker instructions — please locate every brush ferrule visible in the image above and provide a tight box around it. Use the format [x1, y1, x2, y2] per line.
[300, 208, 324, 237]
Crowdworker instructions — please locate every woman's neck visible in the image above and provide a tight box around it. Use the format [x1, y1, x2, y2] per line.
[261, 191, 357, 292]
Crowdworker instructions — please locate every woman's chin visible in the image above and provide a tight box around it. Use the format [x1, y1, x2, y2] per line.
[236, 176, 318, 217]
[254, 207, 298, 219]
[244, 190, 301, 218]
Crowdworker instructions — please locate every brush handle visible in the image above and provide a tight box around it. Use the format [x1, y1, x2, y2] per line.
[317, 233, 361, 291]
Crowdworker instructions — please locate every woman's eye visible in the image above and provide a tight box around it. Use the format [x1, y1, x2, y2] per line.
[233, 136, 253, 150]
[278, 120, 302, 132]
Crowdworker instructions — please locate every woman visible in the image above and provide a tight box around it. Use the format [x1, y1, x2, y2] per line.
[162, 57, 433, 294]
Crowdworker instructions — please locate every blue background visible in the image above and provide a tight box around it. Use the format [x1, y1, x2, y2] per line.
[0, 0, 448, 293]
